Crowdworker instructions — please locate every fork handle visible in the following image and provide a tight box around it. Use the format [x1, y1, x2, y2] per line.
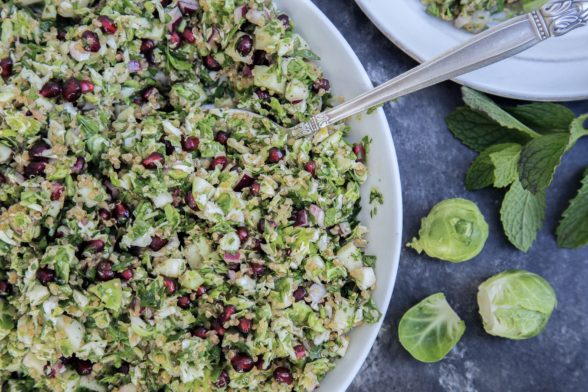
[292, 0, 588, 138]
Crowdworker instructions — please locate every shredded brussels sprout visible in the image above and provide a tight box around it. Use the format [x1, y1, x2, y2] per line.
[0, 0, 380, 390]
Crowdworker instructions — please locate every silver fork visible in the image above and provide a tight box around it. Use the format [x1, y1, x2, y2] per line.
[223, 0, 588, 138]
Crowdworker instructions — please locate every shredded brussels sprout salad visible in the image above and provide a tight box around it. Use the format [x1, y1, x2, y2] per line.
[0, 0, 381, 390]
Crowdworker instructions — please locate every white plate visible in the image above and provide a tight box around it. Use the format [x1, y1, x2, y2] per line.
[355, 0, 588, 101]
[276, 0, 402, 390]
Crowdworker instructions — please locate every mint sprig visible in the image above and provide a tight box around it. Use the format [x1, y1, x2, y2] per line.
[446, 87, 588, 252]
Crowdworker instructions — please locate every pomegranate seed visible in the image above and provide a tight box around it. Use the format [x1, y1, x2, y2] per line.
[160, 137, 174, 155]
[202, 54, 221, 71]
[196, 285, 207, 297]
[113, 202, 130, 222]
[140, 39, 156, 53]
[24, 160, 47, 178]
[304, 160, 316, 176]
[231, 353, 254, 373]
[62, 78, 82, 102]
[294, 210, 309, 227]
[37, 267, 55, 285]
[193, 326, 208, 338]
[149, 236, 168, 251]
[238, 318, 251, 334]
[103, 178, 120, 200]
[250, 263, 266, 278]
[98, 15, 117, 34]
[214, 370, 230, 388]
[182, 27, 196, 44]
[75, 359, 93, 375]
[54, 231, 65, 239]
[211, 318, 225, 336]
[277, 14, 291, 29]
[185, 192, 199, 211]
[141, 86, 158, 101]
[274, 367, 293, 384]
[117, 363, 130, 375]
[30, 140, 51, 158]
[119, 268, 133, 281]
[163, 278, 176, 294]
[83, 239, 105, 253]
[168, 31, 181, 49]
[79, 80, 94, 94]
[214, 131, 228, 145]
[177, 295, 191, 309]
[0, 280, 12, 296]
[294, 344, 306, 359]
[40, 79, 63, 98]
[352, 143, 366, 163]
[81, 30, 101, 52]
[242, 64, 253, 77]
[257, 219, 276, 233]
[236, 227, 249, 242]
[142, 152, 165, 169]
[293, 286, 306, 302]
[250, 182, 260, 195]
[313, 78, 331, 93]
[98, 208, 112, 220]
[252, 50, 269, 66]
[221, 305, 236, 322]
[268, 147, 284, 163]
[0, 57, 13, 79]
[71, 156, 85, 174]
[181, 136, 200, 152]
[178, 0, 198, 14]
[233, 173, 254, 192]
[256, 88, 271, 101]
[144, 50, 156, 65]
[235, 34, 253, 56]
[210, 156, 228, 170]
[57, 30, 67, 41]
[96, 261, 115, 281]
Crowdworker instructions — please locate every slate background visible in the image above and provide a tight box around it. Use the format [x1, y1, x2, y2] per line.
[310, 1, 588, 391]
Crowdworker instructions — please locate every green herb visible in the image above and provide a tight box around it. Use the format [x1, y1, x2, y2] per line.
[556, 168, 588, 248]
[369, 187, 383, 218]
[446, 87, 588, 252]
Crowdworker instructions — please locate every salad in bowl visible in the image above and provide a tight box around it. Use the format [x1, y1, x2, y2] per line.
[0, 0, 382, 390]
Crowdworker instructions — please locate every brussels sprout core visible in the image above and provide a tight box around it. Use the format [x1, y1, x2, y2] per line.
[408, 198, 489, 262]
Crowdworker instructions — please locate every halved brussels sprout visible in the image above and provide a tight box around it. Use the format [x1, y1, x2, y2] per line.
[408, 198, 488, 262]
[477, 269, 557, 340]
[398, 293, 465, 363]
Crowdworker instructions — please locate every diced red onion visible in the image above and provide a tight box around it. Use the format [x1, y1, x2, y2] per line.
[309, 204, 325, 227]
[223, 252, 241, 263]
[167, 7, 183, 32]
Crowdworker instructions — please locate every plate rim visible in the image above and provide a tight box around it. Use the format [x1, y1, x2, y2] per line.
[354, 0, 588, 102]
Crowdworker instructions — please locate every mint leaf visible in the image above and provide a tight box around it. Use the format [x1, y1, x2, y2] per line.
[500, 180, 546, 252]
[518, 133, 569, 194]
[569, 114, 588, 146]
[557, 168, 588, 248]
[465, 143, 520, 190]
[506, 103, 575, 134]
[489, 144, 521, 188]
[446, 107, 530, 152]
[461, 87, 539, 138]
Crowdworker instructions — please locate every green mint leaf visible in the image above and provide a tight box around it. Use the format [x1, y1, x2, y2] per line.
[446, 106, 530, 152]
[518, 133, 569, 194]
[569, 114, 588, 147]
[465, 143, 520, 190]
[500, 180, 546, 252]
[489, 143, 522, 188]
[506, 103, 575, 134]
[461, 87, 539, 138]
[557, 168, 588, 248]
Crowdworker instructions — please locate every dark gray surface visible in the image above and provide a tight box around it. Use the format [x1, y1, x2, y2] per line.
[309, 1, 588, 391]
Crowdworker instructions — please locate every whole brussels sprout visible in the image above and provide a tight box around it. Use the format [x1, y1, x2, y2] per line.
[408, 198, 488, 262]
[398, 293, 465, 363]
[477, 269, 557, 340]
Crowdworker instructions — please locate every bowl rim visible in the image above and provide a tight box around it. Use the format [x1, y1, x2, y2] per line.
[275, 0, 403, 390]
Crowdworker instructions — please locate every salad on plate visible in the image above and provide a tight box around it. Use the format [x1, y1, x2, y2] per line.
[0, 0, 380, 391]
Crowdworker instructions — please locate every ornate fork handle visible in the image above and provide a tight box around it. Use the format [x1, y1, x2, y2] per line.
[531, 0, 588, 39]
[291, 0, 588, 138]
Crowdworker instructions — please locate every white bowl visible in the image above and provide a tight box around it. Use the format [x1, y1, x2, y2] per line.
[275, 1, 403, 390]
